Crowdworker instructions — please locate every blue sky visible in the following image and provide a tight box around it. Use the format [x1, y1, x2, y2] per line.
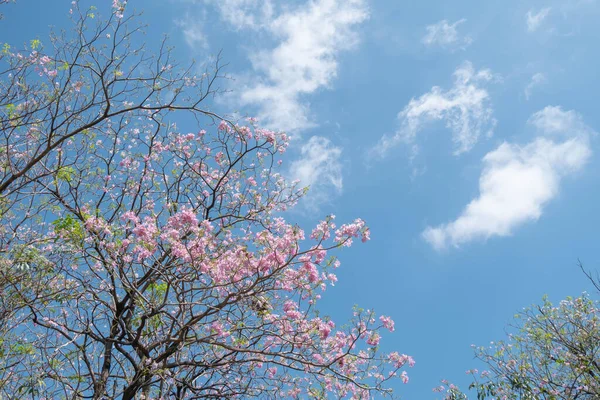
[4, 0, 600, 397]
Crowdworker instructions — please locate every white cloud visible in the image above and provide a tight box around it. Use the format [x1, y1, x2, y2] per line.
[371, 62, 496, 159]
[528, 106, 593, 137]
[524, 73, 547, 100]
[176, 12, 209, 50]
[423, 106, 593, 250]
[288, 136, 343, 205]
[209, 0, 274, 29]
[422, 19, 472, 50]
[181, 24, 208, 50]
[526, 7, 551, 32]
[231, 0, 369, 133]
[182, 0, 368, 133]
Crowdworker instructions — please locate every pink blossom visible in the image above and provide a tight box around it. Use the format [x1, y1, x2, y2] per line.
[303, 262, 319, 283]
[379, 315, 395, 332]
[401, 371, 409, 384]
[366, 332, 380, 346]
[218, 120, 231, 132]
[121, 211, 140, 225]
[388, 353, 415, 368]
[210, 321, 230, 338]
[318, 320, 335, 339]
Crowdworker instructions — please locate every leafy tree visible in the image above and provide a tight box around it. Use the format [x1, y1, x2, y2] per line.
[0, 2, 412, 399]
[436, 265, 600, 400]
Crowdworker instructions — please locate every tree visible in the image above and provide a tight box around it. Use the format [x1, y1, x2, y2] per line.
[0, 0, 229, 338]
[435, 266, 600, 400]
[0, 0, 224, 380]
[0, 2, 413, 399]
[0, 0, 223, 251]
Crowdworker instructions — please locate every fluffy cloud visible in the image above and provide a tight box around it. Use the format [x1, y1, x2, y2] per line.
[422, 19, 472, 50]
[209, 0, 274, 30]
[371, 62, 496, 159]
[227, 0, 369, 133]
[288, 136, 343, 206]
[528, 105, 593, 136]
[423, 106, 593, 250]
[524, 73, 547, 100]
[526, 7, 551, 32]
[178, 17, 208, 50]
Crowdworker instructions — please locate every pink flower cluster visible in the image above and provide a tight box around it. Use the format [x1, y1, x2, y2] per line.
[335, 218, 370, 246]
[112, 0, 127, 18]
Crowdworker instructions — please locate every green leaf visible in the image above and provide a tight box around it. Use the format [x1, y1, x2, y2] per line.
[30, 39, 41, 50]
[56, 166, 75, 183]
[52, 214, 85, 244]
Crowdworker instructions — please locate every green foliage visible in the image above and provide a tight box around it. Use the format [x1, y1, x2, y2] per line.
[52, 214, 84, 244]
[29, 39, 41, 50]
[55, 166, 76, 183]
[11, 342, 34, 356]
[10, 245, 50, 271]
[0, 195, 8, 218]
[148, 281, 168, 301]
[4, 103, 15, 118]
[465, 293, 600, 399]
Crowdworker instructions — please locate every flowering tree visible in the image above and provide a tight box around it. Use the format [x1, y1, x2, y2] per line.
[0, 2, 413, 399]
[1, 0, 223, 378]
[0, 0, 222, 329]
[434, 271, 600, 400]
